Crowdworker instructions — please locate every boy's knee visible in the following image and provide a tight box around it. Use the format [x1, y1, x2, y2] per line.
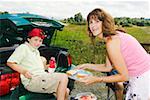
[60, 73, 68, 81]
[62, 73, 68, 79]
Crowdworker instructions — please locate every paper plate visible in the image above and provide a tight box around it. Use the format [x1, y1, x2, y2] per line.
[67, 69, 92, 81]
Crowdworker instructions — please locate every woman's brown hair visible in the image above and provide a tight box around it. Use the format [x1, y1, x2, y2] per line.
[87, 8, 117, 39]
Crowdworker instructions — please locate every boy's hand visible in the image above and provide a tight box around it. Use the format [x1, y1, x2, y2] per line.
[24, 71, 33, 79]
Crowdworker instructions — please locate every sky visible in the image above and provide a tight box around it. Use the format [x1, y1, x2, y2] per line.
[0, 0, 150, 19]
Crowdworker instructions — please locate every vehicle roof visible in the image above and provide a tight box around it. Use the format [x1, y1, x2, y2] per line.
[0, 13, 64, 28]
[0, 14, 32, 26]
[0, 13, 47, 19]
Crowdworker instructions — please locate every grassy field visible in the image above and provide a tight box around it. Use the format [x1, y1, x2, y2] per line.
[125, 26, 150, 43]
[51, 24, 150, 65]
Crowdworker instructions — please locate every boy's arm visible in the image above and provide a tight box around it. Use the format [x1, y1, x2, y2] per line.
[7, 62, 32, 79]
[40, 56, 49, 70]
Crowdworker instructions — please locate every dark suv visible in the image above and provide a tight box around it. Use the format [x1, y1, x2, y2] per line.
[0, 13, 73, 99]
[0, 13, 72, 72]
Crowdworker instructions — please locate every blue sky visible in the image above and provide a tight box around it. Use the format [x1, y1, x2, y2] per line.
[0, 0, 149, 19]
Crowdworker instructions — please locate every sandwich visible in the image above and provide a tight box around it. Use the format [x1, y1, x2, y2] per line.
[76, 73, 88, 78]
[66, 70, 77, 76]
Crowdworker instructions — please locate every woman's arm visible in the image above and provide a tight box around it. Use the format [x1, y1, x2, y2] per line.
[76, 58, 112, 72]
[75, 63, 111, 72]
[102, 37, 129, 82]
[81, 38, 129, 84]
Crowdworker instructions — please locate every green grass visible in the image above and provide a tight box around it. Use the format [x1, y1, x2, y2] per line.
[125, 26, 150, 43]
[51, 24, 150, 65]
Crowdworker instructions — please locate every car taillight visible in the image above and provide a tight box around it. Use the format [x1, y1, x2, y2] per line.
[67, 54, 72, 66]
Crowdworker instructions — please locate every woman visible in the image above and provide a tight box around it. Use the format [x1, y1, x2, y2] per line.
[7, 28, 69, 100]
[76, 8, 150, 100]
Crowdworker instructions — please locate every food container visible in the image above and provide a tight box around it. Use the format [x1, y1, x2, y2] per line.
[75, 92, 97, 100]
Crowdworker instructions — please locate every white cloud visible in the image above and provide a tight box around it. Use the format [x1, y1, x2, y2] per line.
[0, 0, 149, 19]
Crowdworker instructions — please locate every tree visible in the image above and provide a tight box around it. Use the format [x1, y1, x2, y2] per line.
[67, 17, 74, 24]
[63, 12, 86, 25]
[0, 11, 9, 14]
[74, 13, 83, 23]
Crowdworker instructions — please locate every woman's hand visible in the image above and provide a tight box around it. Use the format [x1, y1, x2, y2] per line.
[23, 71, 33, 79]
[79, 76, 103, 85]
[75, 64, 90, 70]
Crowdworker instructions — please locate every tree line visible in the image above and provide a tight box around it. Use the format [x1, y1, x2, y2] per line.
[62, 13, 86, 25]
[1, 11, 150, 27]
[62, 12, 150, 27]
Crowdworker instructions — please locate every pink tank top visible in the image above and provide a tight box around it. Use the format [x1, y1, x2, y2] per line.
[118, 31, 150, 77]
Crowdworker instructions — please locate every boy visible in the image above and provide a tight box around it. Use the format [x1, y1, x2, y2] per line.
[7, 28, 69, 100]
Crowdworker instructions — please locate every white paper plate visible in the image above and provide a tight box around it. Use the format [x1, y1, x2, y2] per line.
[67, 69, 92, 81]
